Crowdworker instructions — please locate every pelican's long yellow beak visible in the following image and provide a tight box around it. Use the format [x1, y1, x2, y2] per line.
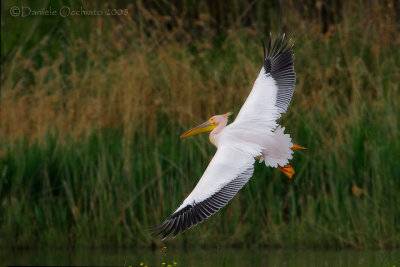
[180, 120, 216, 139]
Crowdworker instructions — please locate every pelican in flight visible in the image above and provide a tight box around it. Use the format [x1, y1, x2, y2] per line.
[154, 34, 306, 240]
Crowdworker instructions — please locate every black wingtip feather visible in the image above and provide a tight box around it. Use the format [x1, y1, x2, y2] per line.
[262, 39, 266, 60]
[153, 166, 254, 240]
[262, 33, 296, 114]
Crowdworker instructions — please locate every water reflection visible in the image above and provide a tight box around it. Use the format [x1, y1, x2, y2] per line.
[2, 248, 399, 266]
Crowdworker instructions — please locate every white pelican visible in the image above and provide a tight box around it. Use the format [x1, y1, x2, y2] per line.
[154, 34, 306, 240]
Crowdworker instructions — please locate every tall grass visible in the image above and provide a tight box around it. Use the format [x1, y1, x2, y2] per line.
[1, 0, 399, 248]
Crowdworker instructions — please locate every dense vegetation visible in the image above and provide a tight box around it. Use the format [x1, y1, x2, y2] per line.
[1, 0, 399, 248]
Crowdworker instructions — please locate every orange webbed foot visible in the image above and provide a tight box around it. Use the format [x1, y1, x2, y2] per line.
[278, 165, 295, 179]
[291, 144, 307, 150]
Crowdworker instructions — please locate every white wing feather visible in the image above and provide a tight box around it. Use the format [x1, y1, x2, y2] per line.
[154, 141, 262, 239]
[233, 68, 280, 131]
[234, 35, 295, 130]
[178, 142, 261, 209]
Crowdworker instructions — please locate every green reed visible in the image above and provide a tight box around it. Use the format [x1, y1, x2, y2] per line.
[1, 0, 399, 248]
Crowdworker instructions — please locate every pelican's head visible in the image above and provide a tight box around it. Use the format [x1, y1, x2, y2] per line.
[180, 112, 232, 139]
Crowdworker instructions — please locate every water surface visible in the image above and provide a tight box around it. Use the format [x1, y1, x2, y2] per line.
[2, 248, 399, 266]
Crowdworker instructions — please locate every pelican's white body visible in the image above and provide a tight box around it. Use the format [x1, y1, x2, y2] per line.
[177, 68, 293, 211]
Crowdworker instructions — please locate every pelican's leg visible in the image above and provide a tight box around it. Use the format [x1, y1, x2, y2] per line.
[291, 144, 307, 150]
[278, 165, 295, 179]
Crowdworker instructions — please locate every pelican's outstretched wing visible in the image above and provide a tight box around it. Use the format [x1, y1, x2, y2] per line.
[234, 34, 296, 130]
[154, 145, 259, 240]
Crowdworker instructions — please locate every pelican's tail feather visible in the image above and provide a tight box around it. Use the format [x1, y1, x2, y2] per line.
[259, 126, 293, 168]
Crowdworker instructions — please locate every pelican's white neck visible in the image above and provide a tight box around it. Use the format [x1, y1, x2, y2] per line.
[209, 117, 229, 146]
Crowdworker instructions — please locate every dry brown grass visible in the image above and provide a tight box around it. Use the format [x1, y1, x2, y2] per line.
[1, 1, 399, 143]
